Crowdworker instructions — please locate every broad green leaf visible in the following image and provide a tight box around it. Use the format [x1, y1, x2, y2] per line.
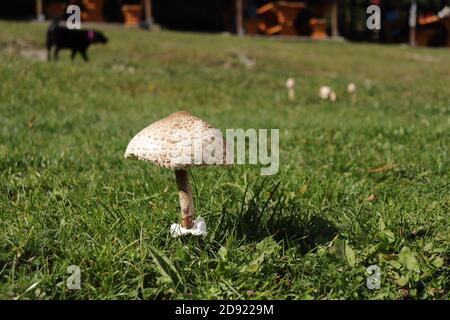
[423, 242, 433, 252]
[388, 260, 402, 269]
[334, 239, 356, 267]
[398, 275, 409, 287]
[148, 246, 184, 290]
[345, 244, 356, 267]
[218, 246, 228, 261]
[383, 230, 395, 243]
[399, 246, 412, 264]
[399, 246, 419, 271]
[433, 257, 444, 268]
[411, 273, 420, 281]
[256, 237, 281, 255]
[406, 255, 419, 271]
[247, 263, 259, 273]
[379, 217, 386, 231]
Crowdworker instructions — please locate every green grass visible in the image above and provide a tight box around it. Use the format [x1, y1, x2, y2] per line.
[0, 21, 449, 300]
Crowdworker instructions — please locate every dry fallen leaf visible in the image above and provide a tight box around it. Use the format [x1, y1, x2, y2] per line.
[367, 194, 376, 202]
[398, 288, 409, 299]
[246, 290, 255, 297]
[299, 183, 308, 194]
[27, 115, 36, 129]
[368, 162, 398, 173]
[147, 84, 157, 92]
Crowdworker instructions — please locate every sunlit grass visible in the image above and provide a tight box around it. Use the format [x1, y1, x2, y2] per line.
[0, 21, 449, 299]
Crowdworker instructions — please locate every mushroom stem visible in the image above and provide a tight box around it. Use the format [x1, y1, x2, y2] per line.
[175, 169, 195, 229]
[288, 88, 295, 101]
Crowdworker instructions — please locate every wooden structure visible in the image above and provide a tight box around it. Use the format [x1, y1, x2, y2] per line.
[121, 4, 142, 26]
[248, 0, 339, 38]
[257, 2, 306, 35]
[122, 0, 153, 26]
[46, 1, 66, 19]
[34, 0, 342, 39]
[257, 2, 285, 35]
[255, 1, 337, 38]
[236, 0, 244, 36]
[37, 0, 106, 21]
[330, 0, 338, 37]
[36, 0, 45, 21]
[143, 0, 153, 24]
[79, 0, 105, 22]
[310, 18, 327, 39]
[35, 0, 153, 26]
[417, 15, 450, 47]
[276, 1, 306, 35]
[409, 0, 418, 46]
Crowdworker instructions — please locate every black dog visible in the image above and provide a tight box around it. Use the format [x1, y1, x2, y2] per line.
[47, 21, 108, 61]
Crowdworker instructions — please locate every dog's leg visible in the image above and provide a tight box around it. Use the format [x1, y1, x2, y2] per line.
[81, 50, 89, 62]
[54, 47, 60, 61]
[46, 31, 53, 61]
[47, 46, 52, 61]
[71, 50, 77, 61]
[47, 42, 52, 61]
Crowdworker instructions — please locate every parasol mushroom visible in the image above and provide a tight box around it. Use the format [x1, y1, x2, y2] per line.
[124, 111, 231, 237]
[347, 83, 356, 94]
[320, 86, 336, 102]
[286, 78, 295, 101]
[347, 83, 357, 104]
[320, 86, 331, 100]
[330, 91, 337, 102]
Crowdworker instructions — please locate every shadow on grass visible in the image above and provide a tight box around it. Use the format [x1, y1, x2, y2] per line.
[212, 179, 338, 253]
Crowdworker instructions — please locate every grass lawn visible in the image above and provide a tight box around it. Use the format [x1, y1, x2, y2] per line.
[0, 21, 449, 300]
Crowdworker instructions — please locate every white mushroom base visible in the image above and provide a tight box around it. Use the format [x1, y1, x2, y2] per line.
[170, 217, 207, 237]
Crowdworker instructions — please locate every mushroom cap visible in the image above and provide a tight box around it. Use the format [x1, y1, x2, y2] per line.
[124, 111, 231, 170]
[330, 91, 337, 102]
[319, 86, 331, 99]
[347, 83, 356, 94]
[286, 78, 295, 89]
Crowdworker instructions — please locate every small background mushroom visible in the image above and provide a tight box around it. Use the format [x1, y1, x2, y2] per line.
[347, 83, 357, 104]
[286, 78, 295, 101]
[319, 86, 336, 102]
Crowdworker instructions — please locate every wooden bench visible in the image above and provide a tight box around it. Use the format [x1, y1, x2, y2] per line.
[417, 15, 450, 47]
[80, 0, 105, 22]
[121, 4, 142, 26]
[310, 18, 327, 39]
[257, 1, 306, 35]
[257, 1, 329, 38]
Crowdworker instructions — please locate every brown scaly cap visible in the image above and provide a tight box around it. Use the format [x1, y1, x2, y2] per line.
[124, 111, 232, 169]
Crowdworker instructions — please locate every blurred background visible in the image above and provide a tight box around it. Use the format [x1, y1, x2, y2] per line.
[1, 0, 450, 47]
